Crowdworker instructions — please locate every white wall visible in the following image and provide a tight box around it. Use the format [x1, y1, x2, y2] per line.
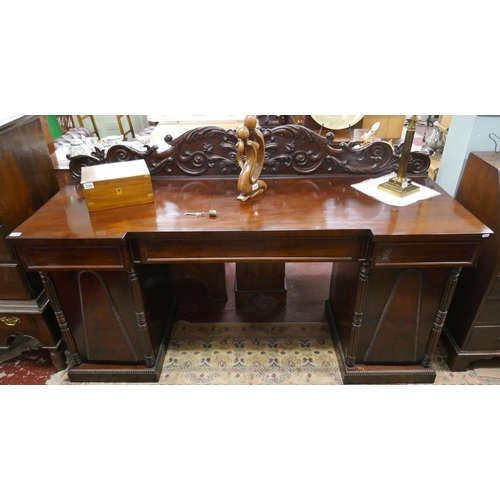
[436, 115, 500, 196]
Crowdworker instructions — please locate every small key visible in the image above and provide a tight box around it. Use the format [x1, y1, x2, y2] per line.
[185, 212, 205, 217]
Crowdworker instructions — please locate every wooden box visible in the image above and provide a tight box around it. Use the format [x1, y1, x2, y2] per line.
[81, 159, 154, 212]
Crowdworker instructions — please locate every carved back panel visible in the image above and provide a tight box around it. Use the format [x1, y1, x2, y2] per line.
[69, 124, 430, 180]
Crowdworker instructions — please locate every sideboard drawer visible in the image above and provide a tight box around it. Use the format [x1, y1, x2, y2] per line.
[466, 325, 500, 351]
[17, 245, 131, 271]
[372, 241, 481, 267]
[135, 236, 367, 263]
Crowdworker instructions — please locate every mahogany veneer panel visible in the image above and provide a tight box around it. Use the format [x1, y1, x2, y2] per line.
[235, 262, 287, 308]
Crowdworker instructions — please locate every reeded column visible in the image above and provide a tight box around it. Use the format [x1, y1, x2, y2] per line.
[128, 268, 156, 368]
[422, 267, 461, 367]
[40, 271, 81, 366]
[346, 262, 371, 367]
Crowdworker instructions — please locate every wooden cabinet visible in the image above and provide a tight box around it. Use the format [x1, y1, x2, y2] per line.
[0, 115, 65, 368]
[444, 152, 500, 370]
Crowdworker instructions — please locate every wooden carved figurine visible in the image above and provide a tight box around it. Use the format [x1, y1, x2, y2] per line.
[236, 115, 267, 201]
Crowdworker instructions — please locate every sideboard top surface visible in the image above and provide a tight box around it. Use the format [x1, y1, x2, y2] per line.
[8, 176, 491, 244]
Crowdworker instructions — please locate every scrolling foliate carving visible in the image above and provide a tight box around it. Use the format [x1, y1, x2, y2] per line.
[69, 123, 429, 179]
[68, 153, 101, 178]
[405, 152, 432, 175]
[325, 141, 395, 175]
[108, 144, 174, 175]
[260, 125, 429, 176]
[69, 144, 170, 178]
[262, 125, 327, 175]
[165, 126, 240, 176]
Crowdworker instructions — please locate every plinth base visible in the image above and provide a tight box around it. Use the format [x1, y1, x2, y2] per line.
[442, 326, 500, 372]
[67, 304, 175, 383]
[378, 176, 420, 198]
[325, 300, 436, 384]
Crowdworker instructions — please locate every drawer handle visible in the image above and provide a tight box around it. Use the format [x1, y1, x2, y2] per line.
[0, 316, 21, 327]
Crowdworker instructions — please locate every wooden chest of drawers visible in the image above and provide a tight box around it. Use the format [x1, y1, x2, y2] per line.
[0, 116, 65, 369]
[444, 152, 500, 370]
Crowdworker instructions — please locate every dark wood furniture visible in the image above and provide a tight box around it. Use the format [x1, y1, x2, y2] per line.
[444, 152, 500, 370]
[66, 124, 430, 310]
[8, 124, 490, 383]
[0, 115, 66, 369]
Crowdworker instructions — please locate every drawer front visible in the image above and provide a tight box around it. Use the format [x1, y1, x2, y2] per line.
[466, 325, 500, 351]
[372, 241, 481, 267]
[0, 313, 37, 344]
[476, 298, 500, 324]
[18, 245, 131, 271]
[136, 236, 367, 263]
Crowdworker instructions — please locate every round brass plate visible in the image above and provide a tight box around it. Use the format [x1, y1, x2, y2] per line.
[310, 115, 364, 130]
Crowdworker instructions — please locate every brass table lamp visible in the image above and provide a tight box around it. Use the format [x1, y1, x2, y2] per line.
[378, 115, 420, 197]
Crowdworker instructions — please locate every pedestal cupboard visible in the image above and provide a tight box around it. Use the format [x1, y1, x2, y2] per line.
[444, 152, 500, 370]
[0, 115, 65, 368]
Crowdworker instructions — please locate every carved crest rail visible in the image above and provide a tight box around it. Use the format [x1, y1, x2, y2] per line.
[68, 124, 430, 179]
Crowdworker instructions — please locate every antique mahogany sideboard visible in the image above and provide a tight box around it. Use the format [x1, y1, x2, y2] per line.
[7, 124, 492, 383]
